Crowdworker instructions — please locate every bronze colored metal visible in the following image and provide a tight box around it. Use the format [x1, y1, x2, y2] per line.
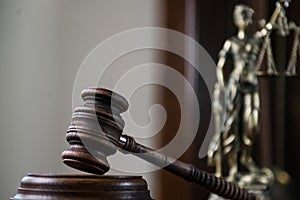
[11, 174, 152, 200]
[208, 4, 269, 182]
[208, 1, 299, 199]
[62, 87, 258, 200]
[256, 0, 299, 76]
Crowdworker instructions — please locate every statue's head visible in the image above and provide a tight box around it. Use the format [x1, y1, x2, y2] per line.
[233, 4, 254, 30]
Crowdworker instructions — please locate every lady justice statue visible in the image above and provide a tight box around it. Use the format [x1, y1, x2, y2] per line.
[208, 3, 272, 184]
[207, 1, 297, 198]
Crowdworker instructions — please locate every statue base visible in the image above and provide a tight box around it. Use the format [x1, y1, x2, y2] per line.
[208, 185, 271, 200]
[208, 169, 274, 200]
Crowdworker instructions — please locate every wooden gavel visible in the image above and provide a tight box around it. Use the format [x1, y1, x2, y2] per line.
[62, 88, 258, 200]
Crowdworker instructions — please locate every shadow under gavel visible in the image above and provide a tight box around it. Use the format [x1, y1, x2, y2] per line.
[62, 88, 258, 200]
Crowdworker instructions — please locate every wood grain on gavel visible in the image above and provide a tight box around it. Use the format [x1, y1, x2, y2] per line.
[62, 88, 258, 200]
[11, 174, 152, 200]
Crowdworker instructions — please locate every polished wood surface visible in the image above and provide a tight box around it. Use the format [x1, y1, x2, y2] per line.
[62, 88, 128, 174]
[11, 174, 152, 200]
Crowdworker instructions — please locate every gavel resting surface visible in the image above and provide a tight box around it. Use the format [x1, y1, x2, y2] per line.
[11, 174, 152, 200]
[12, 88, 258, 200]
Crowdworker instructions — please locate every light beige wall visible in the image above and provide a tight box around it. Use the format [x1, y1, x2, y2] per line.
[0, 0, 165, 199]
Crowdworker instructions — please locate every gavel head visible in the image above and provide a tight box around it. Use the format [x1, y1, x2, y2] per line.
[61, 88, 129, 174]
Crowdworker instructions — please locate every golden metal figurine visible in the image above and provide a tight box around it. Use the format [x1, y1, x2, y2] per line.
[207, 1, 299, 199]
[208, 3, 272, 181]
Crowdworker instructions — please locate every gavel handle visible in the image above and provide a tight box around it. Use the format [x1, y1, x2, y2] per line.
[119, 135, 258, 200]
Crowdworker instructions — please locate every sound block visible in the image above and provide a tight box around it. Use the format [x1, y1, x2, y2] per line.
[11, 174, 153, 200]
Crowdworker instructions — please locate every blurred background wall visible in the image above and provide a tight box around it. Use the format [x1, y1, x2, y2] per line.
[0, 0, 165, 199]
